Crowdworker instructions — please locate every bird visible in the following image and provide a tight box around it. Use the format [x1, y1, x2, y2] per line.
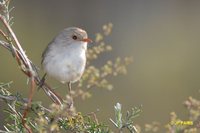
[41, 27, 92, 97]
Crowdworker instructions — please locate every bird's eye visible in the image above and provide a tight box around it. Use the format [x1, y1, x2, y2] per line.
[72, 35, 78, 40]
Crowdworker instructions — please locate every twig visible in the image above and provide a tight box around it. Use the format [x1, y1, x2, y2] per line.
[86, 109, 100, 124]
[0, 94, 52, 114]
[0, 16, 33, 73]
[0, 94, 28, 102]
[0, 29, 8, 40]
[0, 41, 63, 105]
[22, 77, 35, 133]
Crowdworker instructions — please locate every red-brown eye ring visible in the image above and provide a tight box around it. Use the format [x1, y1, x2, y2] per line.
[72, 35, 78, 40]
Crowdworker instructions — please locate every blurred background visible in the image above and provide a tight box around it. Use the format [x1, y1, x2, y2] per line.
[1, 0, 200, 132]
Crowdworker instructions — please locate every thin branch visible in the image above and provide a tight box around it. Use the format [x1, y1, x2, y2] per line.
[0, 94, 28, 102]
[0, 40, 63, 105]
[0, 94, 52, 114]
[0, 29, 8, 40]
[0, 16, 33, 74]
[22, 77, 36, 133]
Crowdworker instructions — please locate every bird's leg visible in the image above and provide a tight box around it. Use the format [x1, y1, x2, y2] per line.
[68, 82, 72, 93]
[37, 73, 47, 90]
[67, 82, 73, 108]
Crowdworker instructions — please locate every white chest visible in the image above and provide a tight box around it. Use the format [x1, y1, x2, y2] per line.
[43, 42, 87, 83]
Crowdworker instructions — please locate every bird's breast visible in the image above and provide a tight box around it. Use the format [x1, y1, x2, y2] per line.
[43, 43, 87, 83]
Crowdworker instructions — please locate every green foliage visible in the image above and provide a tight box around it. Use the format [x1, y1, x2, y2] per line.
[0, 82, 12, 96]
[1, 83, 141, 132]
[110, 103, 142, 133]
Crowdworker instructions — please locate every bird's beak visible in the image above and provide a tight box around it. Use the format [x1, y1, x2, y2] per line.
[82, 38, 93, 43]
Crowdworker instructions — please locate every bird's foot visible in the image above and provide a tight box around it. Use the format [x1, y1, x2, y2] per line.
[66, 93, 74, 109]
[37, 73, 47, 90]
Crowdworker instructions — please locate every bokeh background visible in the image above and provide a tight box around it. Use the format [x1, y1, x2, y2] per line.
[1, 0, 200, 132]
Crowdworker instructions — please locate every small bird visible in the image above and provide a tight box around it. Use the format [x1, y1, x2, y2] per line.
[41, 27, 92, 94]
